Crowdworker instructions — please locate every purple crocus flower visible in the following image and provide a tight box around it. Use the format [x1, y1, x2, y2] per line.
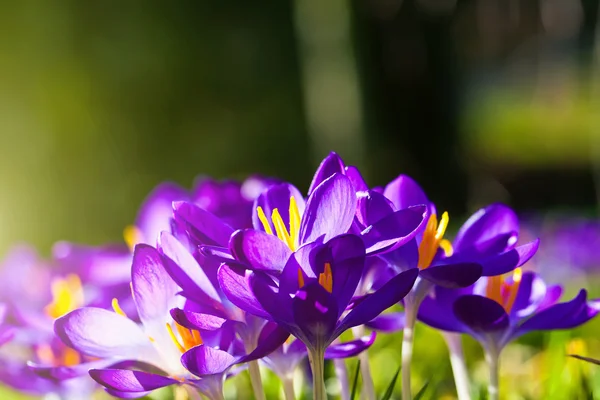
[221, 234, 418, 399]
[418, 269, 600, 400]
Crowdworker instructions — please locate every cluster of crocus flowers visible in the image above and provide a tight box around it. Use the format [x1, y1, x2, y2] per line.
[0, 151, 597, 400]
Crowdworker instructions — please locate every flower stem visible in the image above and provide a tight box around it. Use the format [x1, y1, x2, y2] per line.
[485, 348, 500, 400]
[443, 332, 471, 400]
[283, 377, 296, 400]
[351, 326, 375, 400]
[401, 301, 417, 400]
[308, 348, 327, 400]
[248, 360, 266, 400]
[333, 358, 350, 400]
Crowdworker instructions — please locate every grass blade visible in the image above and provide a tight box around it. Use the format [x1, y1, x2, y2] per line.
[413, 381, 429, 400]
[350, 360, 361, 400]
[380, 364, 401, 400]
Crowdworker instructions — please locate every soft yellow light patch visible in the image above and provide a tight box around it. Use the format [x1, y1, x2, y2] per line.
[123, 225, 143, 252]
[417, 212, 450, 269]
[256, 196, 302, 251]
[44, 274, 84, 319]
[36, 344, 81, 367]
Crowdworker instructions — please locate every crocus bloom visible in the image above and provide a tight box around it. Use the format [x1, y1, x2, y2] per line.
[418, 269, 600, 399]
[221, 234, 418, 399]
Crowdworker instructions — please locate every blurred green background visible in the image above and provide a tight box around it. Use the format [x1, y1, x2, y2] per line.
[1, 0, 600, 399]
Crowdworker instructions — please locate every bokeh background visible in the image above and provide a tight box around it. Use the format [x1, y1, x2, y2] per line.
[1, 1, 600, 399]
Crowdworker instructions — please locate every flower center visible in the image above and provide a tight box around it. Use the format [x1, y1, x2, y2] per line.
[44, 274, 84, 319]
[36, 344, 81, 367]
[485, 268, 522, 312]
[257, 196, 301, 251]
[417, 212, 453, 269]
[166, 321, 203, 353]
[297, 262, 333, 293]
[124, 225, 143, 251]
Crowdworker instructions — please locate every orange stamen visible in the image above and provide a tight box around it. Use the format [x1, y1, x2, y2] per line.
[318, 263, 333, 293]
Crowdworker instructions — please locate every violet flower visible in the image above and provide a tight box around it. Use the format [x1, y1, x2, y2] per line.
[418, 270, 600, 400]
[221, 234, 418, 400]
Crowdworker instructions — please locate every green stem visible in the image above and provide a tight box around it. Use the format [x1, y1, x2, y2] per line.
[401, 301, 417, 400]
[283, 376, 296, 400]
[309, 347, 327, 400]
[248, 360, 266, 400]
[485, 347, 500, 400]
[443, 332, 471, 400]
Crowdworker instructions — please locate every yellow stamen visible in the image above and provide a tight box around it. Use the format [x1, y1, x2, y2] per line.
[124, 225, 143, 252]
[44, 274, 84, 319]
[166, 323, 186, 353]
[289, 196, 301, 249]
[36, 344, 80, 367]
[62, 347, 81, 366]
[418, 213, 450, 269]
[298, 268, 305, 288]
[167, 321, 203, 354]
[503, 268, 522, 312]
[439, 239, 454, 257]
[435, 212, 449, 240]
[318, 263, 333, 293]
[257, 206, 273, 235]
[486, 276, 503, 305]
[111, 298, 127, 317]
[271, 209, 293, 248]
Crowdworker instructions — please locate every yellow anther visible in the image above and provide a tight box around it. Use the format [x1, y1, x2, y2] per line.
[289, 196, 301, 250]
[256, 197, 302, 251]
[439, 239, 454, 257]
[435, 212, 449, 240]
[486, 268, 523, 313]
[257, 206, 273, 235]
[318, 263, 333, 293]
[62, 347, 81, 366]
[36, 344, 80, 367]
[111, 298, 127, 317]
[418, 213, 450, 270]
[298, 268, 305, 288]
[166, 321, 203, 354]
[166, 323, 186, 353]
[271, 208, 293, 248]
[123, 225, 143, 252]
[45, 274, 84, 319]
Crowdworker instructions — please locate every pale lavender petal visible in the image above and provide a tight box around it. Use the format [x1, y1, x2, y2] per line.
[181, 345, 236, 377]
[55, 308, 158, 362]
[229, 229, 292, 274]
[136, 182, 188, 245]
[174, 201, 234, 246]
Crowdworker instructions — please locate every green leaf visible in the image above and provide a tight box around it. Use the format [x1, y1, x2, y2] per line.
[350, 360, 361, 400]
[380, 364, 401, 400]
[413, 381, 429, 400]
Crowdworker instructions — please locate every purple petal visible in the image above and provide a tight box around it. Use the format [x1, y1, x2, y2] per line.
[174, 201, 234, 247]
[418, 295, 466, 333]
[356, 191, 395, 227]
[383, 175, 429, 210]
[325, 332, 377, 359]
[335, 268, 418, 336]
[453, 204, 518, 252]
[135, 182, 188, 245]
[480, 239, 540, 276]
[361, 206, 428, 255]
[158, 232, 222, 307]
[89, 368, 178, 392]
[218, 264, 270, 320]
[365, 313, 405, 332]
[132, 244, 180, 328]
[181, 345, 236, 377]
[28, 358, 117, 381]
[105, 389, 153, 398]
[292, 283, 339, 346]
[229, 229, 292, 274]
[419, 262, 482, 289]
[517, 290, 596, 335]
[453, 295, 509, 333]
[509, 272, 548, 318]
[300, 174, 357, 244]
[345, 165, 368, 192]
[308, 152, 347, 195]
[239, 323, 290, 363]
[55, 308, 157, 362]
[170, 308, 227, 331]
[252, 183, 306, 233]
